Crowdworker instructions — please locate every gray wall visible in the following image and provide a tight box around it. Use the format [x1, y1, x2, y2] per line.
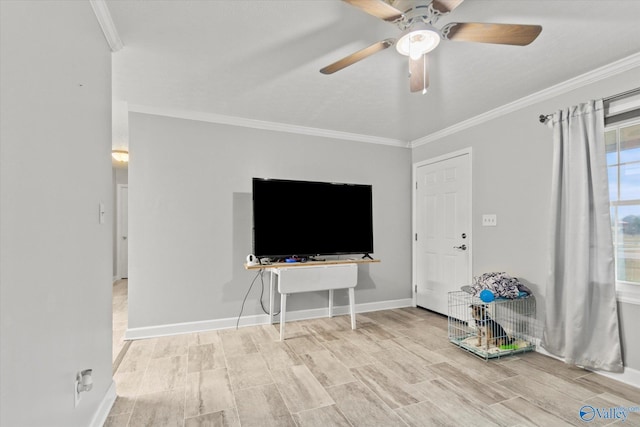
[412, 66, 640, 370]
[0, 1, 113, 426]
[128, 113, 412, 329]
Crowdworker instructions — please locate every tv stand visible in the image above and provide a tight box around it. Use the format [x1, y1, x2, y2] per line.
[362, 253, 373, 260]
[245, 258, 380, 340]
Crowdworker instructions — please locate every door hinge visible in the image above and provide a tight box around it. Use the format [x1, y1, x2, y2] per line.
[414, 284, 417, 293]
[415, 182, 418, 190]
[415, 233, 417, 241]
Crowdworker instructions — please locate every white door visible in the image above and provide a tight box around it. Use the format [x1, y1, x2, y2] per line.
[117, 185, 128, 279]
[414, 151, 471, 315]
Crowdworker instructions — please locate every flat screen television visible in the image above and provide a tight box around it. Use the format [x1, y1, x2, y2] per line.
[252, 178, 374, 258]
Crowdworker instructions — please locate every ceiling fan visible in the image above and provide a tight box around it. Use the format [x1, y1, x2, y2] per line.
[320, 0, 542, 94]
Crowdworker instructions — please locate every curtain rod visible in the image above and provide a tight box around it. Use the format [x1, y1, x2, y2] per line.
[538, 86, 640, 124]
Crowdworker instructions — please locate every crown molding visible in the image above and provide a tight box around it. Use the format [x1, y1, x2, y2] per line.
[127, 53, 640, 149]
[90, 0, 123, 52]
[410, 51, 640, 148]
[128, 104, 410, 148]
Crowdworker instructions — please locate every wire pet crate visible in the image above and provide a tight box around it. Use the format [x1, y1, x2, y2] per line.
[448, 290, 536, 360]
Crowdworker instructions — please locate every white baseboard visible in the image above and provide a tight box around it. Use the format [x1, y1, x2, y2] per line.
[356, 298, 414, 313]
[124, 313, 267, 340]
[124, 298, 413, 340]
[536, 341, 640, 389]
[595, 366, 640, 390]
[90, 380, 116, 427]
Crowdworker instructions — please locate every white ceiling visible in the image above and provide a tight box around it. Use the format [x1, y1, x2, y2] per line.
[107, 0, 640, 144]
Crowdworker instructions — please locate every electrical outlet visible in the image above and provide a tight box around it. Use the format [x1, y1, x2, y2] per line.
[482, 214, 497, 227]
[74, 369, 93, 407]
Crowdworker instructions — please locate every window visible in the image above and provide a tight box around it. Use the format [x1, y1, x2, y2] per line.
[606, 119, 640, 295]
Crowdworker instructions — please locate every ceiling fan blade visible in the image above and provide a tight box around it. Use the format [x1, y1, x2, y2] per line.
[443, 22, 542, 46]
[409, 55, 429, 93]
[431, 0, 464, 14]
[320, 39, 395, 74]
[343, 0, 404, 22]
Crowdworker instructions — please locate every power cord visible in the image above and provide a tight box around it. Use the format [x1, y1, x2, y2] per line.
[236, 268, 280, 329]
[236, 269, 263, 329]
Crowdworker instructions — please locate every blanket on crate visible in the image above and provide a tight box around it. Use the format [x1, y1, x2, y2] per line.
[470, 272, 531, 299]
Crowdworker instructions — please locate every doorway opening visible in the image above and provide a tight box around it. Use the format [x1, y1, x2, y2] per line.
[113, 173, 129, 368]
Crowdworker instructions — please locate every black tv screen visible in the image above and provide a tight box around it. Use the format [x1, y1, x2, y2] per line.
[252, 178, 374, 258]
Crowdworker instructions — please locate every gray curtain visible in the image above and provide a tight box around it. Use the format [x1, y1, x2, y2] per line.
[541, 99, 623, 372]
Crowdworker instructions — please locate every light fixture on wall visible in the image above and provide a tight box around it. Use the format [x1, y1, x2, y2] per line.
[111, 149, 129, 163]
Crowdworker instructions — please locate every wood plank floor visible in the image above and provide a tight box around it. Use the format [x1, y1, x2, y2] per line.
[107, 284, 640, 426]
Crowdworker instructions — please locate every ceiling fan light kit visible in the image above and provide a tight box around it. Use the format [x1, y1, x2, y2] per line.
[320, 0, 542, 94]
[396, 22, 441, 59]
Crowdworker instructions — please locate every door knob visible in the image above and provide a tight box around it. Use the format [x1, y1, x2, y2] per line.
[453, 244, 466, 250]
[122, 236, 128, 240]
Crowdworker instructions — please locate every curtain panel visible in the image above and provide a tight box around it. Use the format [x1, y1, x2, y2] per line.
[541, 99, 623, 372]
